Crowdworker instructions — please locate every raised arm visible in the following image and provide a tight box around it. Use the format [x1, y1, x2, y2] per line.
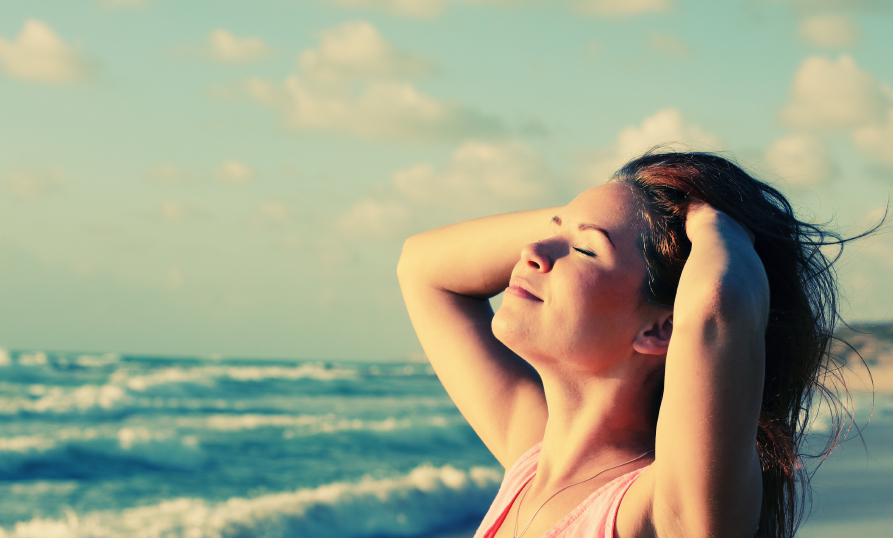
[397, 208, 559, 467]
[648, 204, 769, 537]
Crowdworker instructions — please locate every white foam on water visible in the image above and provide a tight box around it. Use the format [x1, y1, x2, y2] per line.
[120, 363, 357, 391]
[0, 361, 365, 417]
[389, 365, 430, 376]
[16, 352, 48, 366]
[191, 413, 458, 436]
[0, 385, 130, 416]
[0, 427, 206, 474]
[0, 435, 56, 452]
[0, 464, 502, 538]
[74, 354, 121, 368]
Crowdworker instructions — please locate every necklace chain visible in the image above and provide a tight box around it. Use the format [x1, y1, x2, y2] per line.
[511, 448, 654, 538]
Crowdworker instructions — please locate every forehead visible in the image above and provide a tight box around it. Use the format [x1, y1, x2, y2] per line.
[562, 182, 646, 233]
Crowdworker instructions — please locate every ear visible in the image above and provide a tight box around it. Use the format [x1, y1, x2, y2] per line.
[632, 312, 673, 355]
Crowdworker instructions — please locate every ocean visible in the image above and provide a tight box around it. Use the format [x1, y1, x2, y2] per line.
[0, 346, 891, 538]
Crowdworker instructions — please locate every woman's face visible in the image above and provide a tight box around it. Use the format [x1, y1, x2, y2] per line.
[492, 182, 654, 372]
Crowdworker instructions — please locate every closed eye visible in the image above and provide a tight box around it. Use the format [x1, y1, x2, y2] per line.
[574, 247, 596, 257]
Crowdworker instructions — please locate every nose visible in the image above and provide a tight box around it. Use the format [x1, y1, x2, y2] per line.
[520, 240, 554, 272]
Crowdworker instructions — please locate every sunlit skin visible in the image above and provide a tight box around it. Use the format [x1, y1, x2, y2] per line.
[493, 184, 660, 376]
[398, 180, 767, 538]
[489, 183, 672, 538]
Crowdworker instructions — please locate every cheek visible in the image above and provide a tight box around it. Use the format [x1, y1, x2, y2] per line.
[563, 270, 643, 334]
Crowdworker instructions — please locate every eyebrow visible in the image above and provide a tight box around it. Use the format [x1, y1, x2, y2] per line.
[552, 216, 615, 249]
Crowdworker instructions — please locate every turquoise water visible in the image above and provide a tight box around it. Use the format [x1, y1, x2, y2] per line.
[0, 351, 499, 537]
[0, 349, 890, 537]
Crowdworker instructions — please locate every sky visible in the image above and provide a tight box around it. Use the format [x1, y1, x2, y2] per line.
[0, 0, 891, 361]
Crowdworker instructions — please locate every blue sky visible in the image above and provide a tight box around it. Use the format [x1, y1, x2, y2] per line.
[0, 0, 891, 360]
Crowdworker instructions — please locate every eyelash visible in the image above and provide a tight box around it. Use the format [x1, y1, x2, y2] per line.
[574, 247, 596, 257]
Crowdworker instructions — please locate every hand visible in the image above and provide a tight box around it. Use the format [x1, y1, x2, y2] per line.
[685, 201, 755, 246]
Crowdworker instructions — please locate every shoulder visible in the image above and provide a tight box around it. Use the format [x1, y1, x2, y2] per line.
[473, 443, 543, 538]
[505, 441, 541, 479]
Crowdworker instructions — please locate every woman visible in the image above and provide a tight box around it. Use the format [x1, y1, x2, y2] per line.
[397, 151, 854, 538]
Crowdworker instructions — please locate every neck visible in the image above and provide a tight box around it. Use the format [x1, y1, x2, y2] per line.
[532, 355, 660, 488]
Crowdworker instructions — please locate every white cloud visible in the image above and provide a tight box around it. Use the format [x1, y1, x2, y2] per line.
[168, 267, 185, 289]
[249, 201, 291, 229]
[392, 140, 549, 211]
[798, 14, 859, 48]
[764, 134, 837, 185]
[244, 22, 503, 142]
[248, 76, 503, 141]
[574, 0, 672, 17]
[209, 29, 271, 63]
[147, 163, 189, 182]
[334, 139, 550, 241]
[852, 109, 893, 165]
[299, 21, 431, 82]
[243, 78, 287, 107]
[215, 160, 255, 183]
[160, 200, 189, 221]
[863, 240, 893, 270]
[326, 0, 525, 18]
[283, 234, 302, 249]
[99, 0, 149, 7]
[260, 202, 290, 223]
[4, 167, 66, 197]
[207, 83, 240, 100]
[584, 41, 601, 60]
[777, 0, 887, 14]
[328, 0, 450, 17]
[578, 108, 722, 185]
[777, 54, 893, 167]
[648, 33, 691, 57]
[336, 199, 412, 239]
[615, 109, 721, 156]
[780, 55, 892, 130]
[0, 19, 91, 83]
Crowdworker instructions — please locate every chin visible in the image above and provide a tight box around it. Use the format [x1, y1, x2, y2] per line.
[491, 309, 543, 363]
[491, 308, 523, 349]
[491, 308, 511, 343]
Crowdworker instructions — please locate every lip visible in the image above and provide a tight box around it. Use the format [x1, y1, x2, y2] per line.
[505, 279, 543, 302]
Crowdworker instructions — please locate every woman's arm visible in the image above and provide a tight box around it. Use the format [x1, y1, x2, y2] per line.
[397, 208, 558, 467]
[650, 204, 769, 537]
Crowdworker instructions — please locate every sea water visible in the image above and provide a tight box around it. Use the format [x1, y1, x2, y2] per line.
[0, 349, 891, 538]
[0, 351, 500, 537]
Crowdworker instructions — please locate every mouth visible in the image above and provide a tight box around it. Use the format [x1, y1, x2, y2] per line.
[505, 278, 543, 302]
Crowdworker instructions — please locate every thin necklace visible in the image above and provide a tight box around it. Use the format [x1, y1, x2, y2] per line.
[512, 448, 654, 538]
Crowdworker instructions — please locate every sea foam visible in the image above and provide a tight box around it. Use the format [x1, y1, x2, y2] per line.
[0, 427, 205, 479]
[0, 464, 501, 538]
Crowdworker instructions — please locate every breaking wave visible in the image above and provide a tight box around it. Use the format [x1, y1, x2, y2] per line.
[0, 427, 206, 479]
[0, 464, 501, 538]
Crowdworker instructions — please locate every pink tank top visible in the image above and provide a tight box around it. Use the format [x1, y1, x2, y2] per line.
[473, 443, 649, 538]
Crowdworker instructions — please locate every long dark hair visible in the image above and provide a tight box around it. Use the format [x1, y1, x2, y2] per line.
[610, 150, 878, 538]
